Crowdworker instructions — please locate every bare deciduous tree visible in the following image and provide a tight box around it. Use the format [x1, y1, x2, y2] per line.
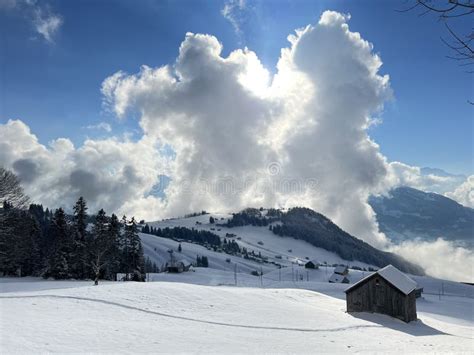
[0, 167, 30, 209]
[90, 249, 108, 286]
[398, 1, 474, 104]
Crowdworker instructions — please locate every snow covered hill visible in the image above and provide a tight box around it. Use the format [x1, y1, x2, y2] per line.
[141, 211, 381, 277]
[0, 277, 472, 353]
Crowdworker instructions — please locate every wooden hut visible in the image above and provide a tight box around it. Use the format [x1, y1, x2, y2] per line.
[344, 265, 417, 323]
[165, 249, 191, 273]
[305, 260, 319, 269]
[166, 259, 192, 273]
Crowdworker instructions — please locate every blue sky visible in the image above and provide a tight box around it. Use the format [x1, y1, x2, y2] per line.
[1, 0, 472, 174]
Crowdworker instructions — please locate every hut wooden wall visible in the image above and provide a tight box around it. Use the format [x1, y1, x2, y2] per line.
[346, 275, 417, 322]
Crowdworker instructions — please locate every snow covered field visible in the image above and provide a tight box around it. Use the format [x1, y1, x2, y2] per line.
[1, 213, 472, 353]
[1, 271, 473, 354]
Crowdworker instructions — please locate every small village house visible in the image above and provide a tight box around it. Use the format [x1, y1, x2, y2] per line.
[166, 249, 192, 273]
[328, 264, 349, 283]
[166, 259, 192, 273]
[304, 260, 319, 269]
[329, 273, 349, 283]
[344, 265, 417, 323]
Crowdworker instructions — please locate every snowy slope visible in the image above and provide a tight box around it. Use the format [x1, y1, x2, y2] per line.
[140, 232, 276, 274]
[143, 212, 378, 272]
[0, 278, 472, 353]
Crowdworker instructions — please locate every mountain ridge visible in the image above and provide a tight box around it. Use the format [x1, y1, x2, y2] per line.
[369, 186, 473, 248]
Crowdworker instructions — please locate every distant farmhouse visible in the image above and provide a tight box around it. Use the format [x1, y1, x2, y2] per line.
[305, 260, 319, 269]
[329, 265, 349, 283]
[344, 265, 417, 323]
[329, 273, 349, 283]
[166, 250, 192, 273]
[166, 259, 192, 273]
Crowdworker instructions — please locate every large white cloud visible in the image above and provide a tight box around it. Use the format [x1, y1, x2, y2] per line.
[102, 11, 392, 247]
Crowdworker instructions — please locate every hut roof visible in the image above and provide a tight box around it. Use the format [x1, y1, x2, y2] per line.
[345, 265, 417, 295]
[329, 273, 348, 283]
[334, 265, 348, 274]
[178, 259, 192, 266]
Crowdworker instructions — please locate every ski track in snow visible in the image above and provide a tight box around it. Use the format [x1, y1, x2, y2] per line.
[0, 294, 381, 333]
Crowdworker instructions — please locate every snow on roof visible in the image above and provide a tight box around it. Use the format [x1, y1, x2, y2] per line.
[329, 273, 348, 283]
[345, 265, 417, 295]
[334, 265, 348, 274]
[178, 259, 192, 266]
[377, 265, 417, 295]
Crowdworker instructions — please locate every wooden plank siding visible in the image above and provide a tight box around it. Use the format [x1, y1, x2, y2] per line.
[346, 274, 417, 322]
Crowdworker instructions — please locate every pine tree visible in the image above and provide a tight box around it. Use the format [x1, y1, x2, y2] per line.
[119, 215, 130, 280]
[105, 213, 121, 280]
[71, 197, 88, 279]
[89, 209, 111, 285]
[0, 202, 14, 275]
[128, 217, 145, 281]
[142, 224, 150, 234]
[121, 216, 145, 281]
[46, 208, 72, 279]
[14, 211, 41, 276]
[178, 243, 182, 252]
[0, 206, 41, 276]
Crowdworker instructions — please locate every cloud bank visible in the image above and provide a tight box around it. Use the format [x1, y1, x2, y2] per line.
[390, 238, 474, 283]
[0, 119, 170, 216]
